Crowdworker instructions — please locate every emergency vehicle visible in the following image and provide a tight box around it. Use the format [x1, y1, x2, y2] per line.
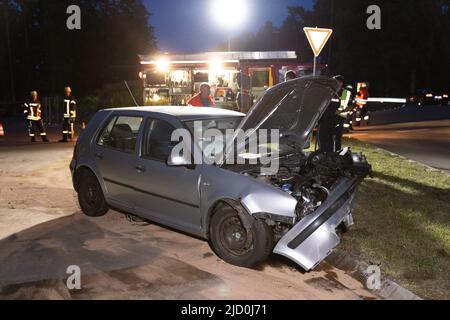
[138, 51, 327, 112]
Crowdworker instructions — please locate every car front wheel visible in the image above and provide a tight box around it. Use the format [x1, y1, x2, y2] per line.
[209, 204, 274, 268]
[77, 169, 108, 217]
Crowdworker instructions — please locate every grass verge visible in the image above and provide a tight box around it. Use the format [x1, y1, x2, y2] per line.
[341, 138, 450, 299]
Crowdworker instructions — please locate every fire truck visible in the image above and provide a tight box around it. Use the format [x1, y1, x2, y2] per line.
[138, 51, 328, 112]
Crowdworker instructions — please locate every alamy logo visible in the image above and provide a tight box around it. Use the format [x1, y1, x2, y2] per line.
[367, 5, 381, 30]
[66, 5, 81, 30]
[366, 265, 381, 290]
[170, 122, 280, 175]
[66, 265, 81, 290]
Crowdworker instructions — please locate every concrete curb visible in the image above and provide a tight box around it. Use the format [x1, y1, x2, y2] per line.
[326, 250, 422, 300]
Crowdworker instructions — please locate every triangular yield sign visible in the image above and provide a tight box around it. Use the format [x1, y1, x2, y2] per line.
[303, 27, 333, 57]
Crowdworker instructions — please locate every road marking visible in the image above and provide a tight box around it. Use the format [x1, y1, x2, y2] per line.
[397, 129, 431, 133]
[347, 133, 369, 137]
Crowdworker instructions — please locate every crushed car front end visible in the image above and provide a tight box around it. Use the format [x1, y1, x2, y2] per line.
[273, 150, 371, 270]
[219, 76, 372, 270]
[236, 148, 371, 271]
[274, 176, 357, 270]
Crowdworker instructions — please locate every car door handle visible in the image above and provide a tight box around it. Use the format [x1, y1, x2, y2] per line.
[95, 152, 103, 159]
[136, 165, 146, 173]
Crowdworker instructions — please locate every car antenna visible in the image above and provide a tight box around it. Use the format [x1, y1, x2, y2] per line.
[124, 80, 139, 106]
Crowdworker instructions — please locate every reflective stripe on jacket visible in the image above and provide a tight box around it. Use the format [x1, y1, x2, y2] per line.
[63, 97, 77, 118]
[24, 102, 42, 121]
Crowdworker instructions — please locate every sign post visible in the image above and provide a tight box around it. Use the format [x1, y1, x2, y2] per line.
[303, 27, 333, 76]
[313, 55, 317, 77]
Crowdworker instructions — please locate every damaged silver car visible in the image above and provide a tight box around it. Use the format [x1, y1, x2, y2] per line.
[70, 76, 371, 271]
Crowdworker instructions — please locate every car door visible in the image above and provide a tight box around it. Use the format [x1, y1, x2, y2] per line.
[93, 114, 144, 211]
[133, 117, 203, 236]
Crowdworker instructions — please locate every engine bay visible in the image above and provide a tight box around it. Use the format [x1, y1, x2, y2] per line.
[241, 148, 372, 223]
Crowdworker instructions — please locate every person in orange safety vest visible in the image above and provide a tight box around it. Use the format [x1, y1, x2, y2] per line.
[187, 83, 216, 107]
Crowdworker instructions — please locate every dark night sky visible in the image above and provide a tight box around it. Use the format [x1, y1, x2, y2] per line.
[143, 0, 313, 52]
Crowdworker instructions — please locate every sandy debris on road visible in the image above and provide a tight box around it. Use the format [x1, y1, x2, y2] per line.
[0, 145, 77, 239]
[0, 144, 378, 300]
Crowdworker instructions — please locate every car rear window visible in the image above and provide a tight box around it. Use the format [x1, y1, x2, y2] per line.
[97, 115, 143, 154]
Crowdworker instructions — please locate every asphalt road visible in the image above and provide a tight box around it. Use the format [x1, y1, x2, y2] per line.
[0, 143, 376, 300]
[0, 117, 80, 145]
[368, 104, 450, 126]
[349, 120, 450, 173]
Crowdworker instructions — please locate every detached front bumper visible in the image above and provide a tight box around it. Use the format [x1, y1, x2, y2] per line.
[274, 178, 358, 271]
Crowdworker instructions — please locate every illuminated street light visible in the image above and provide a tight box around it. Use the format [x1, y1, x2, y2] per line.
[211, 0, 248, 29]
[211, 0, 249, 51]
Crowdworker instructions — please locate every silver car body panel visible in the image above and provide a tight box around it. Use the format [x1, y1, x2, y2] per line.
[198, 165, 297, 230]
[274, 178, 357, 271]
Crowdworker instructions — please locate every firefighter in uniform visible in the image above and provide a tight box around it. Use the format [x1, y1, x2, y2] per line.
[23, 91, 49, 142]
[318, 75, 347, 153]
[339, 85, 355, 130]
[353, 83, 370, 126]
[60, 86, 77, 143]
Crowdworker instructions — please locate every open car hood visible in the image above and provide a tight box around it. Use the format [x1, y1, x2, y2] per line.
[223, 76, 341, 164]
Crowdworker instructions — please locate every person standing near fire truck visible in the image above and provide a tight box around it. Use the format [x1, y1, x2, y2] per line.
[187, 83, 216, 107]
[318, 75, 347, 152]
[23, 91, 49, 143]
[339, 85, 354, 130]
[59, 86, 77, 143]
[354, 83, 370, 126]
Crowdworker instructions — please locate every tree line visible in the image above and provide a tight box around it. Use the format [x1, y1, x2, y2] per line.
[219, 0, 450, 97]
[0, 0, 157, 103]
[1, 0, 449, 103]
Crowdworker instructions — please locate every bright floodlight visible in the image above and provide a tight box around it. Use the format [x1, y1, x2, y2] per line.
[211, 0, 248, 29]
[155, 59, 170, 72]
[209, 59, 224, 71]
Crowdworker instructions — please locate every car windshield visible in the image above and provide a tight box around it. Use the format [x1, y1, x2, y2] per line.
[222, 77, 338, 165]
[183, 116, 295, 164]
[184, 117, 241, 163]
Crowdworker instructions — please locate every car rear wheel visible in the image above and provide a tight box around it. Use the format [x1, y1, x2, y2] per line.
[77, 170, 108, 217]
[209, 204, 274, 268]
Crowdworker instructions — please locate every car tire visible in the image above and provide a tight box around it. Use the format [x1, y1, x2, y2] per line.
[209, 204, 274, 268]
[77, 169, 108, 217]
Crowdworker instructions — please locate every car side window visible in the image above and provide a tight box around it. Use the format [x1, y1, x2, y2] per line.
[97, 116, 117, 147]
[97, 115, 143, 154]
[141, 118, 176, 162]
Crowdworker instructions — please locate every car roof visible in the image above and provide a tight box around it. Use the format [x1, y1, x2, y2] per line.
[104, 106, 245, 121]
